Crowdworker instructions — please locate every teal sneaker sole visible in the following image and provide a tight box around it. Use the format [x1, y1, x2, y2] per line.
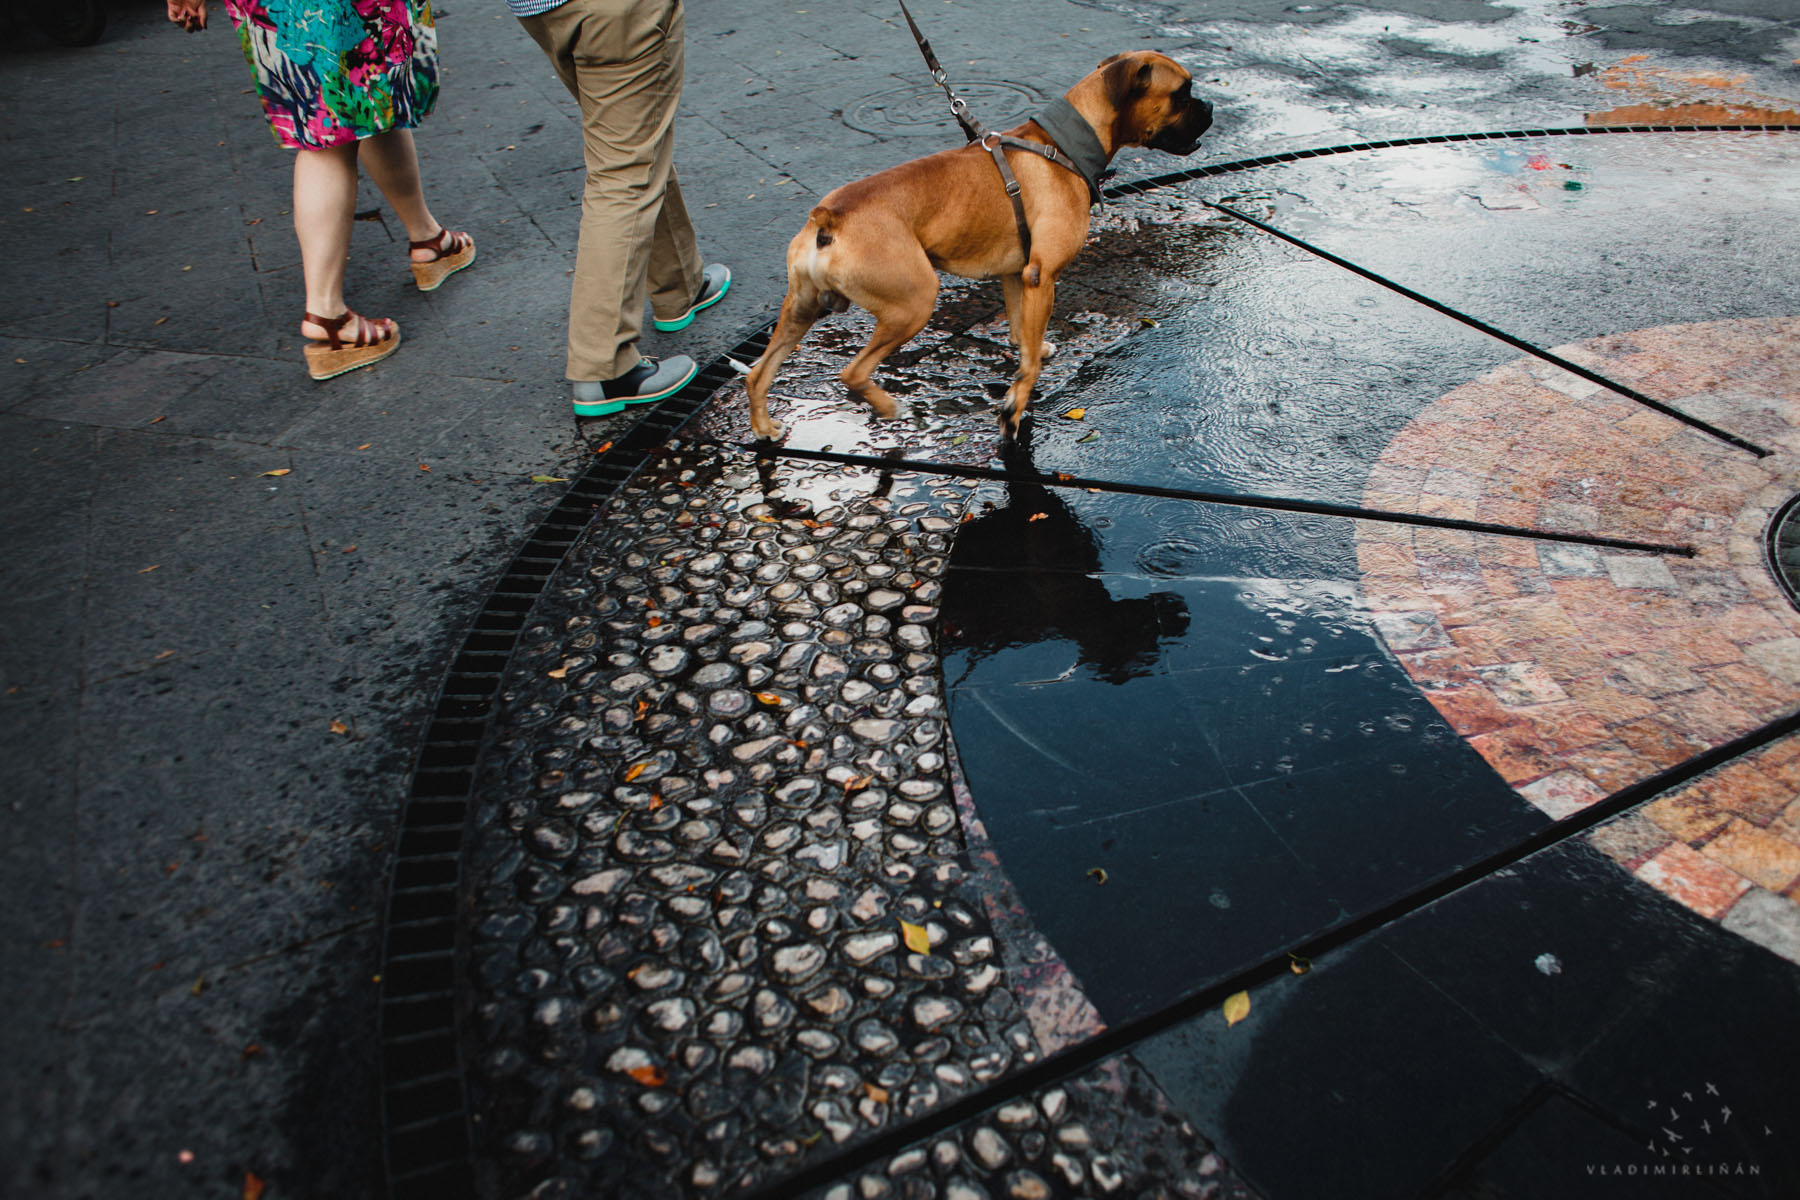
[652, 272, 731, 333]
[571, 395, 625, 418]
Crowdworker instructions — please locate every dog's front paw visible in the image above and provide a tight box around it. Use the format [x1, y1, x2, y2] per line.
[751, 418, 788, 444]
[1040, 340, 1058, 360]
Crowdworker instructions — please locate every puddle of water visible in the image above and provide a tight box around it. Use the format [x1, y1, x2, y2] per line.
[940, 482, 1540, 1019]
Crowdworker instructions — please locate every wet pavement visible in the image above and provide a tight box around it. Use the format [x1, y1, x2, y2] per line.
[445, 128, 1800, 1199]
[6, 1, 1800, 1198]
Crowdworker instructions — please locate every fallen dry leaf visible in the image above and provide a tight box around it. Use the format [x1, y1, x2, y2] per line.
[1064, 407, 1086, 420]
[1086, 867, 1108, 885]
[138, 564, 160, 574]
[243, 1171, 266, 1200]
[1223, 989, 1251, 1027]
[626, 1064, 667, 1086]
[546, 666, 569, 680]
[901, 920, 930, 956]
[356, 442, 371, 450]
[1028, 513, 1048, 523]
[623, 762, 649, 782]
[530, 475, 568, 483]
[418, 464, 431, 472]
[329, 720, 349, 735]
[755, 692, 785, 707]
[864, 1083, 889, 1104]
[1288, 953, 1311, 976]
[260, 468, 291, 477]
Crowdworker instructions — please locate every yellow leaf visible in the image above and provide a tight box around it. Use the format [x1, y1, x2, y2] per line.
[1288, 953, 1311, 976]
[864, 1083, 889, 1103]
[243, 1171, 266, 1200]
[1086, 867, 1107, 885]
[755, 692, 785, 707]
[357, 442, 372, 450]
[138, 564, 161, 574]
[901, 920, 930, 955]
[530, 475, 568, 483]
[623, 762, 649, 782]
[260, 468, 291, 477]
[626, 1064, 667, 1087]
[328, 720, 349, 735]
[1223, 990, 1251, 1027]
[546, 666, 569, 679]
[1064, 408, 1086, 420]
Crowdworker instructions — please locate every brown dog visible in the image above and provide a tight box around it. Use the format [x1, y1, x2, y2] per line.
[745, 51, 1212, 442]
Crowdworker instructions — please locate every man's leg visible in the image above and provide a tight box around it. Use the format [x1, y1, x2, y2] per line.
[519, 0, 692, 382]
[647, 168, 703, 325]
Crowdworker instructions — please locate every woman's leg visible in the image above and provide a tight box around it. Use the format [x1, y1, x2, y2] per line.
[358, 128, 448, 261]
[294, 143, 394, 344]
[293, 144, 365, 329]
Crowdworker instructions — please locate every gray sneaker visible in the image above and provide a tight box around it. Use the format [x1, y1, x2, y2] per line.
[653, 264, 731, 333]
[571, 354, 699, 417]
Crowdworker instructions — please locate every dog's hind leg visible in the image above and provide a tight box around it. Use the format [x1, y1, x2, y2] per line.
[745, 285, 838, 442]
[839, 252, 937, 425]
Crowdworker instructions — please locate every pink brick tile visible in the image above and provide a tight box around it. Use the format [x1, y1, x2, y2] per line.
[1701, 819, 1800, 892]
[1588, 812, 1673, 869]
[1518, 770, 1607, 819]
[1635, 842, 1752, 919]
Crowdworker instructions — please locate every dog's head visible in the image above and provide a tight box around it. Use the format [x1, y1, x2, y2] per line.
[1098, 51, 1213, 156]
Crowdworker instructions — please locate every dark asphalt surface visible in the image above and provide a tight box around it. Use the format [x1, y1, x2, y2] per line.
[3, 0, 1799, 1197]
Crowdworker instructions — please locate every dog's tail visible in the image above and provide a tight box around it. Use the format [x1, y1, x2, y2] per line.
[808, 205, 840, 251]
[791, 206, 850, 317]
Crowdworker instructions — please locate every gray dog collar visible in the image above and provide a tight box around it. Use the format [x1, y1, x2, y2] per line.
[1032, 95, 1108, 205]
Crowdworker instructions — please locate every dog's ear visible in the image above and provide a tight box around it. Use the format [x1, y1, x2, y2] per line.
[1102, 54, 1154, 108]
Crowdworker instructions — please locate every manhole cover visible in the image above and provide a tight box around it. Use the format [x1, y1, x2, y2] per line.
[843, 80, 1047, 137]
[1767, 494, 1800, 610]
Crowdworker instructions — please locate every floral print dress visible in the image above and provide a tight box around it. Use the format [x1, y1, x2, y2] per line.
[224, 0, 440, 150]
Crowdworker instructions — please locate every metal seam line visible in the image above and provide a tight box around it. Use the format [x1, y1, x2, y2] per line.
[693, 436, 1696, 558]
[1102, 124, 1800, 194]
[1204, 201, 1773, 458]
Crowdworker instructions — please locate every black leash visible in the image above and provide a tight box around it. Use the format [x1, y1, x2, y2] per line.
[893, 0, 1103, 260]
[896, 0, 985, 142]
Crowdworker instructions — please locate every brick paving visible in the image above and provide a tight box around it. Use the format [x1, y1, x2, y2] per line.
[1356, 316, 1800, 963]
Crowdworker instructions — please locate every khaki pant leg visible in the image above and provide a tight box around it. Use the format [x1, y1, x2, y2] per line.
[648, 168, 703, 322]
[519, 0, 696, 381]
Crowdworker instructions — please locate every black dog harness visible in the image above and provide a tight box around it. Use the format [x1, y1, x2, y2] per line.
[897, 0, 1105, 260]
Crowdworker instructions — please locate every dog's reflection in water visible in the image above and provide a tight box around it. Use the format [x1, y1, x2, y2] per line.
[943, 445, 1188, 685]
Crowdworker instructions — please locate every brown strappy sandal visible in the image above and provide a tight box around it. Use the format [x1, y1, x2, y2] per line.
[409, 227, 476, 292]
[302, 309, 401, 381]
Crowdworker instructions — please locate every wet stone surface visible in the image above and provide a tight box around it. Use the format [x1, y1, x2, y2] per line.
[462, 443, 1257, 1197]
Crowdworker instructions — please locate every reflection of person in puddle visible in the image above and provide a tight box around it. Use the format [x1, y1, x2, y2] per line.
[943, 444, 1189, 684]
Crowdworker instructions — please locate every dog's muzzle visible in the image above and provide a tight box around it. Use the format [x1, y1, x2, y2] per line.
[1150, 95, 1213, 156]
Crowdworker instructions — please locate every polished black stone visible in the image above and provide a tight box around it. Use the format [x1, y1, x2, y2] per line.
[941, 472, 1542, 1021]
